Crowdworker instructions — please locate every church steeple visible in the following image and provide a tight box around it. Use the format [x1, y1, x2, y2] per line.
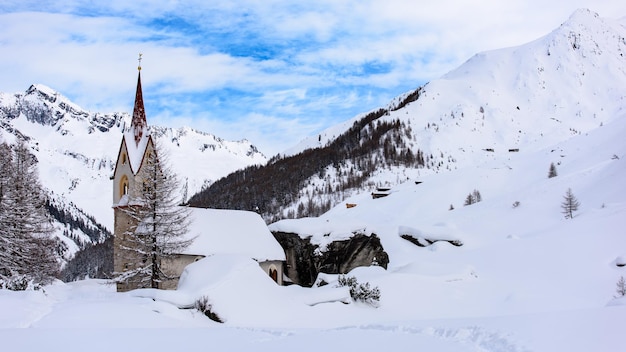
[131, 54, 147, 146]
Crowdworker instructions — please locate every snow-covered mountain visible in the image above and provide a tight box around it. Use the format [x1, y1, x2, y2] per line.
[291, 9, 625, 158]
[0, 83, 267, 257]
[191, 9, 626, 222]
[1, 9, 626, 351]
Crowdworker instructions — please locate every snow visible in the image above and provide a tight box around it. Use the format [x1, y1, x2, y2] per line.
[0, 85, 267, 235]
[122, 128, 151, 174]
[1, 9, 626, 352]
[184, 208, 285, 261]
[2, 107, 624, 351]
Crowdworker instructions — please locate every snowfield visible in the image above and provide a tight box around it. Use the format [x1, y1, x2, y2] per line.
[2, 8, 626, 352]
[1, 111, 625, 351]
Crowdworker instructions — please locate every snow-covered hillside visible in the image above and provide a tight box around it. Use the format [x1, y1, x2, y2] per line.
[0, 84, 267, 234]
[1, 8, 625, 351]
[195, 9, 626, 223]
[1, 88, 624, 352]
[289, 8, 625, 172]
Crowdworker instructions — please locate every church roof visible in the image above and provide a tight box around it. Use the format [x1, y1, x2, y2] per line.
[131, 71, 147, 146]
[122, 62, 152, 175]
[183, 208, 286, 262]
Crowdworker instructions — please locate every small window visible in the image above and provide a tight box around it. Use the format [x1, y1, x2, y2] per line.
[269, 267, 278, 283]
[120, 175, 129, 198]
[121, 153, 127, 164]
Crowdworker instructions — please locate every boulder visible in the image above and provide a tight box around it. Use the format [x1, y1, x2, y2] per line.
[272, 231, 389, 287]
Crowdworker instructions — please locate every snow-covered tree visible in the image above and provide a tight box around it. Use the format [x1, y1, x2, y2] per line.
[464, 189, 482, 206]
[0, 141, 59, 287]
[615, 276, 626, 298]
[561, 188, 580, 219]
[114, 140, 192, 288]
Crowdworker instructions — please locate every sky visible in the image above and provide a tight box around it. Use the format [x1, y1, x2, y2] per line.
[1, 1, 625, 156]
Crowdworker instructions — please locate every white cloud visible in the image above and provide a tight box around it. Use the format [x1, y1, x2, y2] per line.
[1, 1, 626, 155]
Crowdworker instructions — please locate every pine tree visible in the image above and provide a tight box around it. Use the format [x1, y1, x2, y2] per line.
[616, 276, 626, 298]
[0, 141, 59, 287]
[463, 189, 482, 206]
[548, 162, 558, 178]
[114, 140, 192, 288]
[472, 189, 482, 203]
[561, 188, 580, 219]
[464, 193, 474, 206]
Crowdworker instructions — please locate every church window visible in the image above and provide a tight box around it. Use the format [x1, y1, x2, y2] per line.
[121, 153, 127, 165]
[120, 175, 129, 198]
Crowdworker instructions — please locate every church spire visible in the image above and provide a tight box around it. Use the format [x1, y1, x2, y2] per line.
[131, 54, 147, 146]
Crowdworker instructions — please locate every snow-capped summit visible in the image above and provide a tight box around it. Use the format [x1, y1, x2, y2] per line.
[192, 9, 626, 222]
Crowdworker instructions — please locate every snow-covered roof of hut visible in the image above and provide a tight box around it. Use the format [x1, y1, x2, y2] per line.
[183, 208, 286, 262]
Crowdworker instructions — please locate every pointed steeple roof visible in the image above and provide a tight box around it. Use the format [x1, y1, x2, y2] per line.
[131, 55, 147, 146]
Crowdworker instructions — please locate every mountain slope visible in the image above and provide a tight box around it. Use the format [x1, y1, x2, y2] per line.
[0, 84, 268, 261]
[189, 9, 626, 222]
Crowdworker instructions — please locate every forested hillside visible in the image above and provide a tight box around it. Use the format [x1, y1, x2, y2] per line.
[188, 88, 435, 222]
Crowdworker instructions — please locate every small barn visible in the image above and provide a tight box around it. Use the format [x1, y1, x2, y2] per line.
[160, 208, 287, 289]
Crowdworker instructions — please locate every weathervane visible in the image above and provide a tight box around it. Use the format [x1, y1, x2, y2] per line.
[138, 53, 143, 71]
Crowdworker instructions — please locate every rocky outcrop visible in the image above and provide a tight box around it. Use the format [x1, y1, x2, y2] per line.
[272, 231, 389, 287]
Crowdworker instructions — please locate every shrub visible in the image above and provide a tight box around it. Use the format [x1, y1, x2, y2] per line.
[337, 275, 381, 307]
[0, 275, 43, 291]
[194, 296, 223, 323]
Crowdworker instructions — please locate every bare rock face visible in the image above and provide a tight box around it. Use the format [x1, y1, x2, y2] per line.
[272, 231, 389, 287]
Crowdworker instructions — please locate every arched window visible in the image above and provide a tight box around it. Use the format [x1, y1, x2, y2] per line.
[120, 175, 129, 198]
[121, 153, 127, 165]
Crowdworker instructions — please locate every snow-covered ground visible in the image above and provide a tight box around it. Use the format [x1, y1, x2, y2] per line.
[1, 109, 625, 351]
[2, 9, 625, 351]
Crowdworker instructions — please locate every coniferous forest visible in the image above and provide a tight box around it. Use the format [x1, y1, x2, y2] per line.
[188, 87, 442, 223]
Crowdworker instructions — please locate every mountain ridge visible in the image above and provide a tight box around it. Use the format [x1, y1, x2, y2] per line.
[189, 9, 626, 222]
[0, 83, 269, 264]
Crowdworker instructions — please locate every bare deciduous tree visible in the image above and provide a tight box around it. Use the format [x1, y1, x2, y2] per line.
[561, 188, 580, 219]
[0, 141, 59, 288]
[114, 140, 192, 288]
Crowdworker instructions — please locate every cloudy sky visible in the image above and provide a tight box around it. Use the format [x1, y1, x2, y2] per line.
[1, 1, 624, 155]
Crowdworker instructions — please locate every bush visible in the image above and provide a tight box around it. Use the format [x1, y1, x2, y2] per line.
[194, 296, 223, 323]
[337, 275, 381, 307]
[0, 275, 43, 291]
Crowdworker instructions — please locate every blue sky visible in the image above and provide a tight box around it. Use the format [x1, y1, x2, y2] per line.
[1, 1, 625, 155]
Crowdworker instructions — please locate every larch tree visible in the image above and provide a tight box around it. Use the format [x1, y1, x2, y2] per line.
[561, 188, 581, 219]
[0, 141, 59, 288]
[0, 142, 15, 279]
[115, 140, 192, 289]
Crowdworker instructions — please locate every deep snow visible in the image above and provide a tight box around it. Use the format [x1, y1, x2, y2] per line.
[1, 8, 626, 352]
[1, 109, 624, 352]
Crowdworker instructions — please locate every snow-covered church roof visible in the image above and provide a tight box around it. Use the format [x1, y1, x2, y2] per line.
[122, 69, 152, 175]
[122, 128, 151, 174]
[183, 208, 286, 262]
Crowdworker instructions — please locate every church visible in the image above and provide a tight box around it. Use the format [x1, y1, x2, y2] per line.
[112, 60, 285, 292]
